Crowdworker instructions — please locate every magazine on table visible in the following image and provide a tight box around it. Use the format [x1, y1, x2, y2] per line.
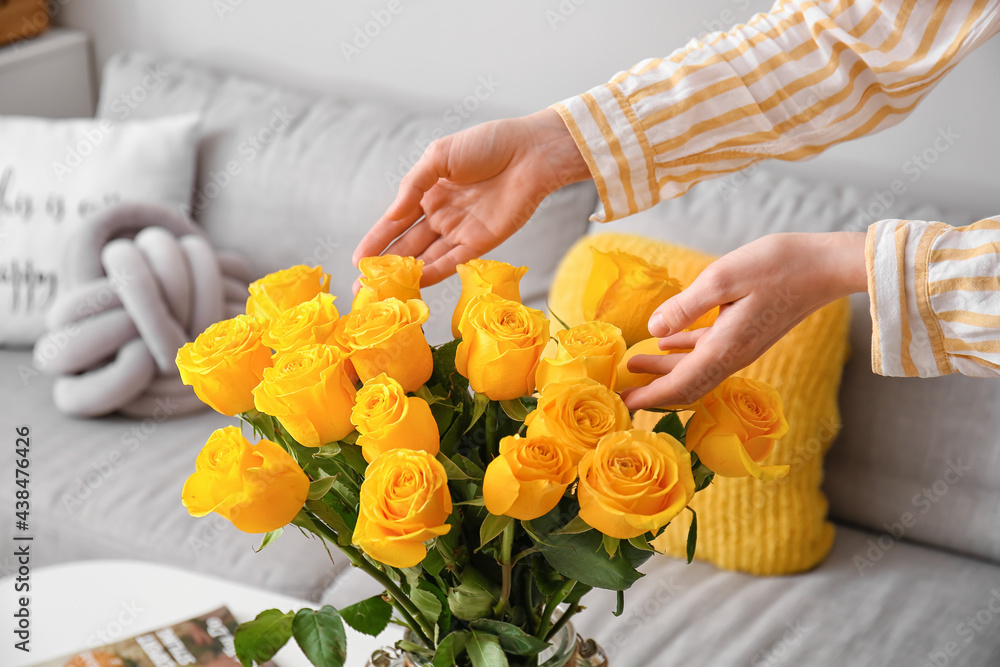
[30, 606, 278, 667]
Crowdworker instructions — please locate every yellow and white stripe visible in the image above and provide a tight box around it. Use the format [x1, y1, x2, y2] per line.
[868, 217, 1000, 377]
[552, 0, 1000, 223]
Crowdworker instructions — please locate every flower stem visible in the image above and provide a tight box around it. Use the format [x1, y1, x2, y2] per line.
[535, 579, 575, 640]
[493, 520, 516, 619]
[546, 603, 581, 642]
[304, 509, 435, 647]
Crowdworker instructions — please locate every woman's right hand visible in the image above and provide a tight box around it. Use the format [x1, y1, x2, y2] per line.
[353, 108, 591, 287]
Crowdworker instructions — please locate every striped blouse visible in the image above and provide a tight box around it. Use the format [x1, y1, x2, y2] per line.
[551, 0, 1000, 378]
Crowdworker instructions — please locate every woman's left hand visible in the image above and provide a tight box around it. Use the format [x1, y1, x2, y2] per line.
[621, 231, 868, 410]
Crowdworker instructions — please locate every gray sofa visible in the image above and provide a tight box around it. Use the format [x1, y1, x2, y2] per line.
[2, 52, 998, 666]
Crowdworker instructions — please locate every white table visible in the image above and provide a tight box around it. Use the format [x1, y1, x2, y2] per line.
[0, 559, 403, 666]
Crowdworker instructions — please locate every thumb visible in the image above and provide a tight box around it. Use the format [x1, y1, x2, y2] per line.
[648, 270, 729, 337]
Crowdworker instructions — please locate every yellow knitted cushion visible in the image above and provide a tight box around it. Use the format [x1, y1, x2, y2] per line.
[549, 232, 850, 575]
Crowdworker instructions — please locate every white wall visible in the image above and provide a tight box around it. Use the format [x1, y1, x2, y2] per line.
[56, 0, 1000, 217]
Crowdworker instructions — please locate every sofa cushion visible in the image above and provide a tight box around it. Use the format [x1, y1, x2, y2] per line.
[0, 349, 346, 600]
[573, 525, 1000, 666]
[549, 232, 851, 575]
[0, 113, 200, 347]
[319, 524, 1000, 666]
[95, 51, 598, 345]
[595, 167, 1000, 564]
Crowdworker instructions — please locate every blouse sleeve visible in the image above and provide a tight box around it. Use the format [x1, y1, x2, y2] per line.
[551, 0, 1000, 222]
[867, 217, 1000, 378]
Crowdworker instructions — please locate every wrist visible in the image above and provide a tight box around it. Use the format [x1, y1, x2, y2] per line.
[829, 231, 868, 295]
[523, 108, 591, 187]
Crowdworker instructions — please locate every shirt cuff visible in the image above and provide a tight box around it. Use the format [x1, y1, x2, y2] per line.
[866, 219, 953, 377]
[550, 82, 658, 223]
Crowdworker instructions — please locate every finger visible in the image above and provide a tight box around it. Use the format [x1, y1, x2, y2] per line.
[353, 206, 425, 267]
[657, 329, 706, 351]
[353, 144, 449, 265]
[384, 218, 438, 260]
[622, 346, 729, 410]
[419, 237, 455, 267]
[626, 352, 686, 376]
[421, 244, 480, 286]
[648, 270, 733, 338]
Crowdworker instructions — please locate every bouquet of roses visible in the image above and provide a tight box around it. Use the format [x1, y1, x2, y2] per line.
[176, 253, 789, 667]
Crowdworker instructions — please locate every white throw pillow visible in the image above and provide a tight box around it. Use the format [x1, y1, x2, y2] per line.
[0, 113, 200, 346]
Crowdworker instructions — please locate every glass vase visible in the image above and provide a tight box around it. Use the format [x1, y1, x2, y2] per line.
[365, 623, 608, 667]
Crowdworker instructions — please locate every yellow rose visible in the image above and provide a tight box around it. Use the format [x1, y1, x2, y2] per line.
[685, 376, 790, 481]
[182, 426, 309, 533]
[246, 265, 331, 322]
[536, 322, 625, 391]
[614, 337, 686, 392]
[455, 293, 549, 400]
[583, 248, 682, 346]
[352, 255, 424, 310]
[578, 429, 695, 539]
[252, 345, 357, 447]
[452, 259, 528, 338]
[262, 292, 341, 354]
[483, 435, 577, 520]
[352, 373, 440, 463]
[341, 298, 433, 393]
[524, 378, 631, 464]
[176, 315, 272, 416]
[353, 449, 452, 568]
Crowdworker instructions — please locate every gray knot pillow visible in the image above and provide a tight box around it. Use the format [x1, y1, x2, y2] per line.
[32, 202, 252, 418]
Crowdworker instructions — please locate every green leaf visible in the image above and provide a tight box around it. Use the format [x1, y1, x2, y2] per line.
[652, 412, 685, 440]
[525, 506, 651, 591]
[337, 443, 369, 476]
[466, 392, 491, 434]
[467, 631, 509, 667]
[306, 499, 354, 544]
[411, 581, 443, 627]
[254, 528, 283, 553]
[439, 453, 474, 481]
[498, 398, 531, 422]
[601, 534, 620, 558]
[453, 497, 487, 507]
[234, 609, 293, 667]
[627, 534, 656, 552]
[430, 339, 469, 400]
[397, 640, 435, 657]
[479, 514, 513, 551]
[438, 407, 465, 456]
[258, 413, 278, 443]
[433, 631, 469, 667]
[692, 453, 715, 492]
[552, 514, 593, 536]
[312, 442, 342, 459]
[308, 475, 338, 500]
[613, 590, 625, 618]
[292, 606, 347, 667]
[422, 545, 446, 577]
[415, 384, 437, 403]
[448, 570, 498, 621]
[339, 595, 393, 638]
[686, 507, 698, 564]
[452, 453, 486, 479]
[469, 620, 550, 656]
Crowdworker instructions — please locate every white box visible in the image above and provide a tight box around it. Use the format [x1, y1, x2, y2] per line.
[0, 27, 94, 118]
